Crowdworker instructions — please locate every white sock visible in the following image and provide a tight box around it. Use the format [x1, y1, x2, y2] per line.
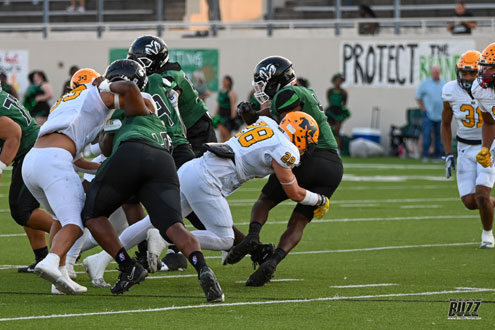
[119, 215, 153, 249]
[66, 228, 89, 259]
[482, 229, 494, 240]
[58, 266, 68, 278]
[81, 234, 98, 252]
[191, 230, 234, 251]
[43, 253, 61, 268]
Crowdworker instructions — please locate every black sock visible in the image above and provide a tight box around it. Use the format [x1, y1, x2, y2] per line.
[137, 240, 147, 254]
[171, 245, 180, 253]
[271, 248, 286, 265]
[188, 251, 207, 275]
[114, 248, 133, 271]
[248, 222, 263, 238]
[33, 247, 48, 262]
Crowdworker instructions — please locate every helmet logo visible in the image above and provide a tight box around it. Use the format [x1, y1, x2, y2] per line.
[145, 40, 161, 55]
[258, 64, 276, 81]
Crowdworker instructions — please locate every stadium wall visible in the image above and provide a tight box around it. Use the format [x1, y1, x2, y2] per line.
[1, 33, 492, 150]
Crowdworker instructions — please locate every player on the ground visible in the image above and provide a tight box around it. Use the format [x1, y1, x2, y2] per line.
[21, 68, 114, 294]
[441, 50, 495, 249]
[225, 56, 343, 286]
[127, 35, 217, 157]
[0, 85, 54, 273]
[81, 59, 224, 302]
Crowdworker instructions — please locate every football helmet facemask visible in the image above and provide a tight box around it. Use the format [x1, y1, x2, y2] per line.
[70, 68, 100, 89]
[104, 59, 148, 90]
[478, 43, 495, 89]
[456, 50, 480, 91]
[127, 35, 169, 76]
[279, 111, 319, 155]
[253, 56, 296, 104]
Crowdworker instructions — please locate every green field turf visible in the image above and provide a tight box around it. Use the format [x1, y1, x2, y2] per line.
[0, 157, 493, 329]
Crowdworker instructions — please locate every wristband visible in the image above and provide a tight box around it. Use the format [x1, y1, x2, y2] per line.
[114, 93, 120, 110]
[0, 160, 7, 174]
[280, 176, 296, 186]
[300, 190, 320, 206]
[98, 79, 112, 93]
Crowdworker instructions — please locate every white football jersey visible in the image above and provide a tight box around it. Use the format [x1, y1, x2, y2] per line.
[39, 83, 112, 156]
[441, 80, 482, 140]
[198, 116, 300, 196]
[472, 79, 495, 119]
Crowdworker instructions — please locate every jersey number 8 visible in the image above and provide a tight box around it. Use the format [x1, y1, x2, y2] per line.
[235, 122, 274, 147]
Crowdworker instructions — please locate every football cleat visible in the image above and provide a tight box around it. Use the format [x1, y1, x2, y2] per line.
[480, 241, 494, 249]
[83, 253, 112, 288]
[18, 262, 38, 273]
[51, 284, 64, 295]
[146, 228, 168, 273]
[60, 266, 87, 294]
[199, 266, 225, 302]
[250, 243, 275, 269]
[111, 261, 148, 294]
[224, 234, 260, 265]
[246, 259, 277, 287]
[161, 250, 188, 271]
[480, 231, 495, 249]
[34, 261, 76, 295]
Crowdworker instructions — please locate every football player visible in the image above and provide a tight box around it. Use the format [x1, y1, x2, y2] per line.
[127, 35, 217, 157]
[21, 67, 117, 294]
[475, 42, 495, 163]
[0, 84, 54, 273]
[441, 50, 495, 248]
[225, 56, 343, 286]
[81, 60, 224, 302]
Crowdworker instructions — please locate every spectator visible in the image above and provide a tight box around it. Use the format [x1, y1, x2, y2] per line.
[447, 1, 476, 35]
[325, 73, 350, 149]
[415, 66, 445, 162]
[23, 71, 53, 126]
[214, 75, 239, 142]
[193, 71, 211, 101]
[0, 71, 18, 99]
[61, 65, 80, 96]
[67, 0, 85, 13]
[358, 4, 379, 35]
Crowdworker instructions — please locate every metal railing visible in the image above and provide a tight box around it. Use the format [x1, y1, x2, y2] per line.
[0, 0, 494, 38]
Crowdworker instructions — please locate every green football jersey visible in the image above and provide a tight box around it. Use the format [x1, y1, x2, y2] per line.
[112, 114, 170, 155]
[160, 67, 208, 129]
[270, 86, 338, 150]
[143, 74, 189, 147]
[0, 90, 39, 162]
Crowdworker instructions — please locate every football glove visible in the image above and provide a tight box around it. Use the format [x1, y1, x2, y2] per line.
[313, 195, 330, 219]
[443, 153, 455, 179]
[166, 89, 179, 110]
[237, 102, 259, 125]
[476, 147, 492, 168]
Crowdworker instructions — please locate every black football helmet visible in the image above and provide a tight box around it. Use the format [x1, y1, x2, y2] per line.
[104, 59, 148, 90]
[127, 35, 169, 76]
[253, 56, 296, 104]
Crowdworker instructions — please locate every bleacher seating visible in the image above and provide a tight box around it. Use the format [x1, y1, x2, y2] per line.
[273, 0, 495, 20]
[0, 0, 186, 23]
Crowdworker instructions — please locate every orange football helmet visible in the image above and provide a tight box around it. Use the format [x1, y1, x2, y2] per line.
[478, 43, 495, 89]
[70, 68, 100, 89]
[280, 111, 319, 155]
[456, 50, 481, 90]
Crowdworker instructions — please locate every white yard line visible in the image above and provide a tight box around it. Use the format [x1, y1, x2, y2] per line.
[0, 288, 493, 322]
[0, 215, 477, 239]
[146, 274, 197, 279]
[330, 283, 398, 288]
[235, 278, 304, 284]
[344, 164, 443, 170]
[228, 197, 459, 205]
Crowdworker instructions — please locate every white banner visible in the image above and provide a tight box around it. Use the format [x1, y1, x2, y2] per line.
[0, 50, 29, 95]
[341, 40, 476, 88]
